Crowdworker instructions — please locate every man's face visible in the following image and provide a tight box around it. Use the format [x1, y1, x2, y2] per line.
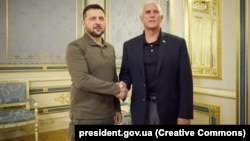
[83, 9, 105, 37]
[140, 3, 163, 30]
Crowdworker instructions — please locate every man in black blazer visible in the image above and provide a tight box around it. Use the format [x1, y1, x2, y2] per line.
[119, 0, 193, 125]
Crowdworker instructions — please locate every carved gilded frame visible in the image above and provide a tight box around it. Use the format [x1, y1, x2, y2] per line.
[184, 0, 222, 79]
[193, 102, 220, 124]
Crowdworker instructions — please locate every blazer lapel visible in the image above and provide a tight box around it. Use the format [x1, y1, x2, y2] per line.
[136, 35, 146, 79]
[156, 33, 169, 76]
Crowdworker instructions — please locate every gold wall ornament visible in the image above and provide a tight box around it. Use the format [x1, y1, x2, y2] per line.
[184, 0, 222, 79]
[55, 93, 70, 104]
[193, 102, 220, 124]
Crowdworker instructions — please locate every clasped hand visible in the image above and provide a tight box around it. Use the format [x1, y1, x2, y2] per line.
[115, 81, 128, 100]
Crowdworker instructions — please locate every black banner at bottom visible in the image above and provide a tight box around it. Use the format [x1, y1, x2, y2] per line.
[75, 125, 249, 140]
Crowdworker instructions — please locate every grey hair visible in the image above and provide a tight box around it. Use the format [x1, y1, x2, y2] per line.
[140, 0, 162, 15]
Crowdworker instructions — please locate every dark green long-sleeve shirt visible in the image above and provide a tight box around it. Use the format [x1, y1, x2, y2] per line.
[66, 33, 121, 120]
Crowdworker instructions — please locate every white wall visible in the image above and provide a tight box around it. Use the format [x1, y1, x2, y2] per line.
[0, 2, 242, 140]
[171, 0, 238, 124]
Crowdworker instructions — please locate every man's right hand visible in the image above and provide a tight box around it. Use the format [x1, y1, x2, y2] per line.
[115, 81, 128, 100]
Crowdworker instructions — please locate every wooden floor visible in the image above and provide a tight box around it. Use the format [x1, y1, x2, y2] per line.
[0, 129, 70, 141]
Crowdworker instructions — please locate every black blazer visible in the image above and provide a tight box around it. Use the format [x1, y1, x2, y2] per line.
[119, 32, 193, 124]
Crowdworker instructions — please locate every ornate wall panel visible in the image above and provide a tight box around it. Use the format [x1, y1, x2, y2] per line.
[29, 78, 71, 132]
[192, 102, 220, 124]
[0, 0, 83, 72]
[184, 0, 222, 78]
[107, 0, 167, 62]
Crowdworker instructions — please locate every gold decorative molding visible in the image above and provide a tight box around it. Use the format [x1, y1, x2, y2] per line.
[54, 93, 70, 104]
[184, 0, 222, 79]
[193, 102, 220, 124]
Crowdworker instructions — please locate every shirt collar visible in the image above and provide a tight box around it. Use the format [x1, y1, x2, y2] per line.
[84, 32, 107, 48]
[143, 29, 161, 45]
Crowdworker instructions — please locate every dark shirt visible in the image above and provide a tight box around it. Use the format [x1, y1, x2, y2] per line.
[143, 32, 161, 97]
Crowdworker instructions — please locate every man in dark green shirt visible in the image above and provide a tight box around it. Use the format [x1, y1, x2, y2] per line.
[66, 4, 127, 141]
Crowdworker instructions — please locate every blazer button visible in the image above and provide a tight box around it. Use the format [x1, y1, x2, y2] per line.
[143, 84, 146, 87]
[142, 98, 146, 102]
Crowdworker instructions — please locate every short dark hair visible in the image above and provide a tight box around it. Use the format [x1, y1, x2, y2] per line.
[82, 4, 105, 20]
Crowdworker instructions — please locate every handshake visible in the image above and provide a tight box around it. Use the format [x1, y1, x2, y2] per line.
[115, 81, 128, 100]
